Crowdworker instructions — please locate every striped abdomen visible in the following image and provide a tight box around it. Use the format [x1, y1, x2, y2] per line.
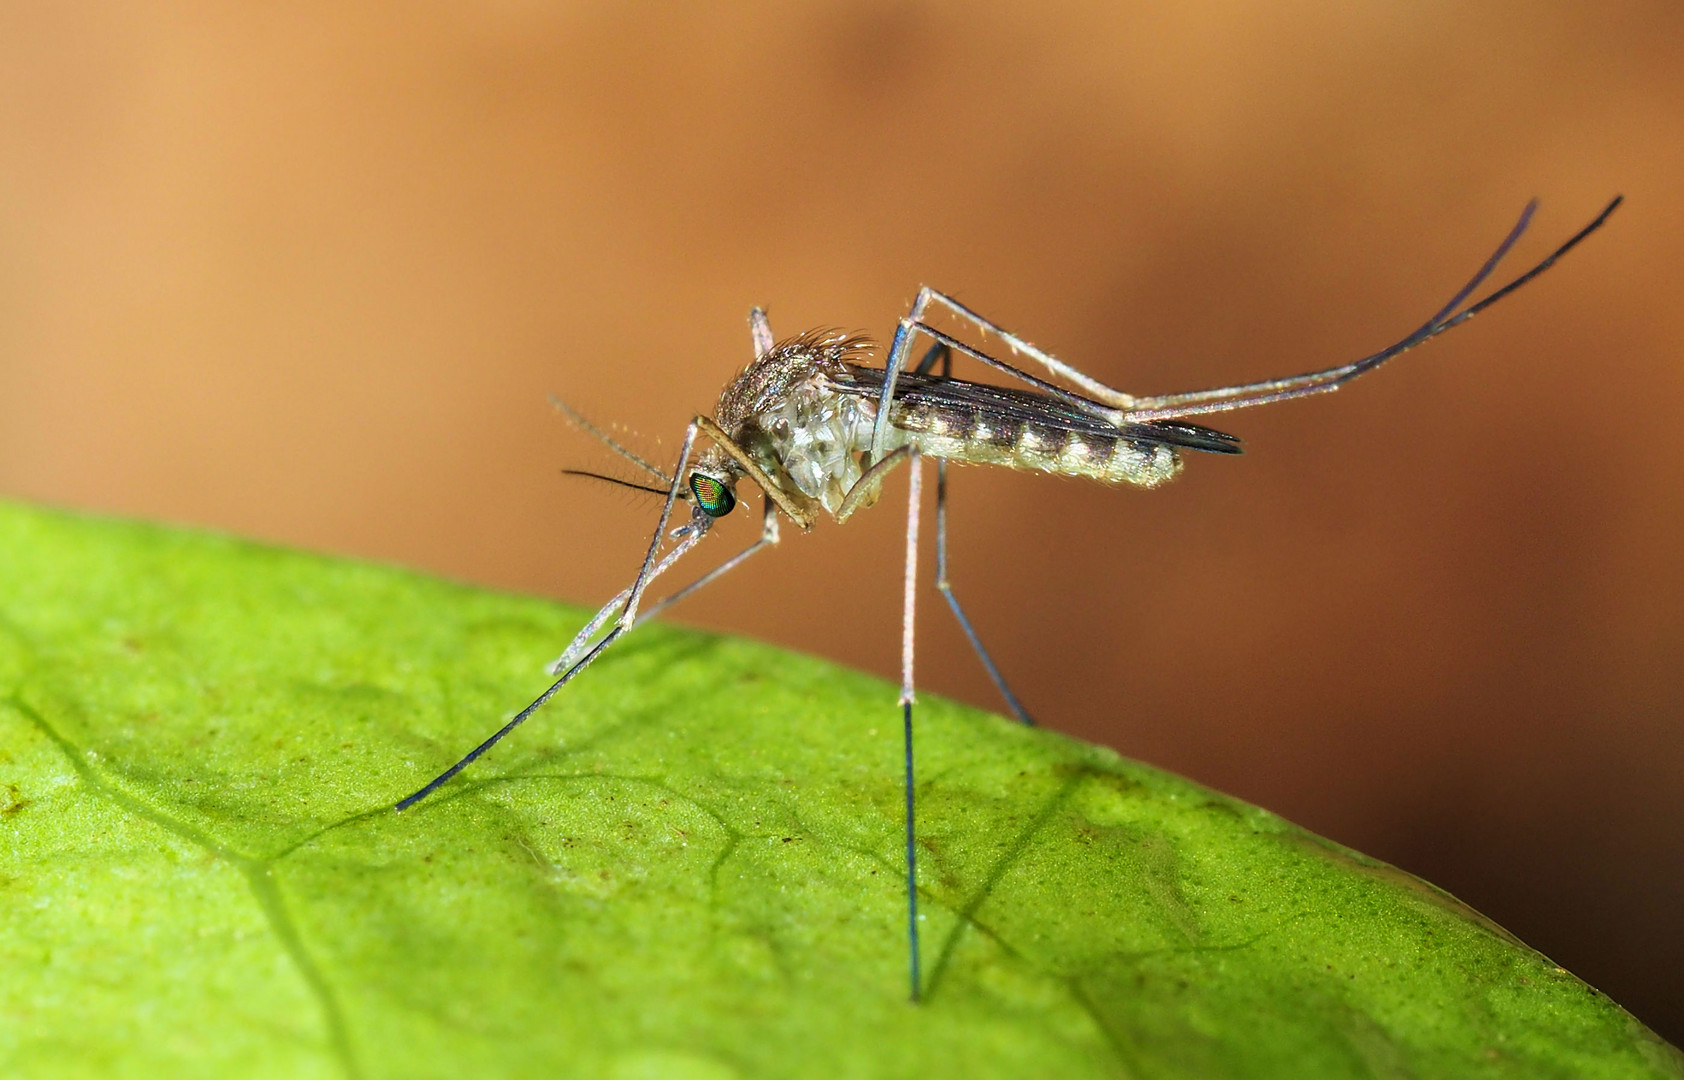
[889, 399, 1183, 488]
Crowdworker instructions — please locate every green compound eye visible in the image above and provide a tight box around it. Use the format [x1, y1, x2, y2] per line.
[689, 473, 736, 518]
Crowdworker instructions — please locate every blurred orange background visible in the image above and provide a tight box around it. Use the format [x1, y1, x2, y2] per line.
[3, 0, 1680, 1042]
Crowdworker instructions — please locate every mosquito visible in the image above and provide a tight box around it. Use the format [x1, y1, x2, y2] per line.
[394, 196, 1621, 1002]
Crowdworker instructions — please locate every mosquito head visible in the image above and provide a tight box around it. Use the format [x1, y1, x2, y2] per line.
[687, 467, 737, 519]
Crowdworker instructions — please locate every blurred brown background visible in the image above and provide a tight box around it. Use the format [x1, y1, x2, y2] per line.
[2, 0, 1680, 1042]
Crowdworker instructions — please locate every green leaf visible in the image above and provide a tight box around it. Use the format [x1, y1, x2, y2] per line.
[0, 500, 1677, 1080]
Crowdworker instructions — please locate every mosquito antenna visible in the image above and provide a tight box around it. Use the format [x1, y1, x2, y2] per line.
[561, 468, 684, 500]
[550, 396, 673, 484]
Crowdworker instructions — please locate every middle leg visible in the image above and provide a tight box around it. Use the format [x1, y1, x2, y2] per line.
[914, 339, 1035, 726]
[934, 460, 1035, 726]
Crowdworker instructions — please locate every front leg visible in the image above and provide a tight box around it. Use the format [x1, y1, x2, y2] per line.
[634, 495, 782, 626]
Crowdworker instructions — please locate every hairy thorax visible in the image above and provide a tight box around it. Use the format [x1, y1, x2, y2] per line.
[713, 332, 881, 517]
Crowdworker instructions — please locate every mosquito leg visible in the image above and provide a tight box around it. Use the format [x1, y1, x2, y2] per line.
[550, 498, 773, 676]
[911, 197, 1621, 421]
[556, 417, 807, 675]
[901, 446, 924, 1003]
[912, 341, 1035, 724]
[1116, 196, 1625, 419]
[863, 284, 935, 463]
[934, 460, 1035, 726]
[557, 417, 703, 667]
[912, 340, 948, 376]
[889, 319, 1135, 429]
[835, 446, 909, 524]
[619, 424, 702, 626]
[869, 328, 910, 464]
[545, 526, 705, 674]
[551, 497, 777, 677]
[915, 286, 1140, 409]
[633, 496, 780, 626]
[397, 423, 704, 811]
[399, 412, 803, 811]
[395, 621, 628, 810]
[394, 527, 700, 811]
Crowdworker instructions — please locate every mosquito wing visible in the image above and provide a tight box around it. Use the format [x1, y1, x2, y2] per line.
[832, 364, 1242, 455]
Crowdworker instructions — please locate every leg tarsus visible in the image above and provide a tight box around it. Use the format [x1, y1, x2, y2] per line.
[935, 584, 1035, 726]
[934, 461, 1035, 726]
[912, 340, 949, 376]
[903, 698, 921, 1003]
[633, 496, 780, 626]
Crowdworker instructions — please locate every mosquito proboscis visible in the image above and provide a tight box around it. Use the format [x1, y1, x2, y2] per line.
[393, 196, 1622, 1002]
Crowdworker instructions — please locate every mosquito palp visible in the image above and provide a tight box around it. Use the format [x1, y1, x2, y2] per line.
[393, 196, 1622, 1002]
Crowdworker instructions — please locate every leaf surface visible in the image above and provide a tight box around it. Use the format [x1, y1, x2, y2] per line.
[1, 501, 1677, 1079]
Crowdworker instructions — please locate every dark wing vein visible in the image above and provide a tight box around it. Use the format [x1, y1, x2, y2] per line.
[833, 364, 1242, 455]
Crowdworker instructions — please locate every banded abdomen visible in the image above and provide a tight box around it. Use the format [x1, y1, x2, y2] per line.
[841, 366, 1241, 490]
[889, 397, 1187, 488]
